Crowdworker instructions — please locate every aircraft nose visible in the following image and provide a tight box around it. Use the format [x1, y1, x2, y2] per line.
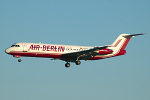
[5, 48, 10, 54]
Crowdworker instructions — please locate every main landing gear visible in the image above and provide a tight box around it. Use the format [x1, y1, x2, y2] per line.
[75, 60, 81, 65]
[65, 60, 81, 68]
[65, 63, 70, 67]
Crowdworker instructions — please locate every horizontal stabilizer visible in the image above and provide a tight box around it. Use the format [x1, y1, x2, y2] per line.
[123, 33, 146, 38]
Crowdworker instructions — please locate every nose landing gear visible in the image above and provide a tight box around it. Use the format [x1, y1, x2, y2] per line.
[18, 59, 22, 62]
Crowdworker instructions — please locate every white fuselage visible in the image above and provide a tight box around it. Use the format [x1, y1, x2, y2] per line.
[5, 42, 119, 60]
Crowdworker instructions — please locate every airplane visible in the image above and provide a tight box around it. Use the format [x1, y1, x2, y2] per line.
[5, 33, 145, 67]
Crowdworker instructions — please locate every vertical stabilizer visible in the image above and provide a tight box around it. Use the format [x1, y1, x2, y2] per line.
[112, 34, 130, 50]
[110, 33, 145, 56]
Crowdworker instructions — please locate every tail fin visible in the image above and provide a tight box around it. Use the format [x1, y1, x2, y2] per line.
[111, 33, 146, 50]
[111, 34, 130, 50]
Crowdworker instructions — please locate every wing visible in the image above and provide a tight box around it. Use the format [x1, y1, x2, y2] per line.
[61, 46, 109, 62]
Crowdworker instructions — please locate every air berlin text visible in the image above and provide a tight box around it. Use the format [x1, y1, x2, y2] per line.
[29, 45, 65, 52]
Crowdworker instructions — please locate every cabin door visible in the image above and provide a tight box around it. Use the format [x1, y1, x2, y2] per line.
[23, 43, 28, 52]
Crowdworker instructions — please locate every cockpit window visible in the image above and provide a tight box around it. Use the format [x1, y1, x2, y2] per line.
[11, 45, 20, 47]
[11, 45, 15, 47]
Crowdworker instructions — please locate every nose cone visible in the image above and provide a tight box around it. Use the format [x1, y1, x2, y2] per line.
[5, 48, 10, 54]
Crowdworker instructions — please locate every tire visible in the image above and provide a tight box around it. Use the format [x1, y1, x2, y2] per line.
[18, 59, 22, 62]
[75, 61, 81, 65]
[65, 63, 70, 67]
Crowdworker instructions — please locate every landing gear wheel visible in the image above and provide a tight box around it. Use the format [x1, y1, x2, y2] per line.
[18, 59, 22, 62]
[75, 60, 81, 65]
[65, 63, 70, 68]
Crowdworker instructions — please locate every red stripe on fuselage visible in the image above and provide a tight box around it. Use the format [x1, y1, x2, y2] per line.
[8, 51, 62, 58]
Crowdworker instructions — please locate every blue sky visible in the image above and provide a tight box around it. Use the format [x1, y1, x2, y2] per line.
[0, 0, 150, 100]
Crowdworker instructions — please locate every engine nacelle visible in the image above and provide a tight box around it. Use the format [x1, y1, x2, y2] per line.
[116, 50, 126, 56]
[99, 49, 113, 54]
